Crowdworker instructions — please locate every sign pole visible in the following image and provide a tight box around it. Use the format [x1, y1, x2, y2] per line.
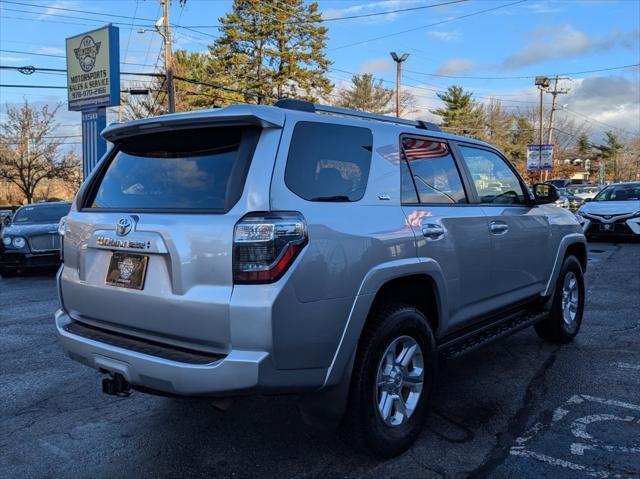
[81, 108, 107, 180]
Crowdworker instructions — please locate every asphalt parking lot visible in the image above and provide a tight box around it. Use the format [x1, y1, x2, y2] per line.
[1, 241, 639, 478]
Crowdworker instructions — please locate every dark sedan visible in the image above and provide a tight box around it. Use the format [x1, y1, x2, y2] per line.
[0, 202, 70, 276]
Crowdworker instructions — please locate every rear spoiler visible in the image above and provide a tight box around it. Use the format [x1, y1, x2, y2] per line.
[102, 104, 285, 142]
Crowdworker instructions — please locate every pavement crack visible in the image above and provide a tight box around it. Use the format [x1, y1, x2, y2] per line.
[467, 347, 559, 478]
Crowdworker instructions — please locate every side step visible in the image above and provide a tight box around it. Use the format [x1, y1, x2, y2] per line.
[438, 310, 547, 359]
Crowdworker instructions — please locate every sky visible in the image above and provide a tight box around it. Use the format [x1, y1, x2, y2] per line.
[1, 0, 639, 149]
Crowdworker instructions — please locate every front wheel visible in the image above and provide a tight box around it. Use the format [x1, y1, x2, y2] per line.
[535, 255, 585, 343]
[345, 303, 437, 458]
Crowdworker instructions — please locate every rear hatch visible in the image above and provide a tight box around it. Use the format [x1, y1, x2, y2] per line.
[60, 107, 283, 353]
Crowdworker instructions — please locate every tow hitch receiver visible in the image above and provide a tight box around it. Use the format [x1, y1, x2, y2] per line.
[102, 373, 131, 397]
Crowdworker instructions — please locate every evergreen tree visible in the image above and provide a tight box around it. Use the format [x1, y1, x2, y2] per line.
[333, 74, 394, 114]
[208, 0, 332, 104]
[430, 86, 485, 137]
[593, 131, 623, 181]
[576, 132, 591, 158]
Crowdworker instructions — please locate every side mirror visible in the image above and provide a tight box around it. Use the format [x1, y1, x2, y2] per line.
[584, 198, 592, 203]
[532, 183, 559, 204]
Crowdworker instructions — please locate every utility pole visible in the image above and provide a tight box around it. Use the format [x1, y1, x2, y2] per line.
[534, 76, 550, 182]
[161, 0, 176, 113]
[544, 76, 570, 180]
[390, 52, 409, 118]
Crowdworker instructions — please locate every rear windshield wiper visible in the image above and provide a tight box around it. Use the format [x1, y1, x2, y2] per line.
[310, 195, 351, 202]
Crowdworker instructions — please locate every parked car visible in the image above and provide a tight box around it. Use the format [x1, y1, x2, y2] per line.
[54, 100, 587, 458]
[1, 209, 13, 231]
[577, 182, 640, 240]
[546, 178, 572, 189]
[0, 201, 70, 276]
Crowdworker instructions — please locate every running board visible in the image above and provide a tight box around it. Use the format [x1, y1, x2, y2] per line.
[438, 310, 547, 359]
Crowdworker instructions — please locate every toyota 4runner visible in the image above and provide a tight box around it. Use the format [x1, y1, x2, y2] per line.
[55, 100, 587, 457]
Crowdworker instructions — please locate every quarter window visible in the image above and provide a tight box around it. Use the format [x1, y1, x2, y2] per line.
[459, 146, 526, 205]
[285, 122, 373, 202]
[401, 138, 466, 204]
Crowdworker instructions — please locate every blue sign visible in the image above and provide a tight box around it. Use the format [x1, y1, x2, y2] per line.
[81, 109, 107, 179]
[66, 25, 120, 111]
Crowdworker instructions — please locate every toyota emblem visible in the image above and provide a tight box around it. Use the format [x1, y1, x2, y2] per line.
[116, 217, 133, 236]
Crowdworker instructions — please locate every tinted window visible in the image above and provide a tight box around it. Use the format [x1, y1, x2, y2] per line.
[460, 146, 525, 204]
[12, 204, 70, 224]
[594, 184, 640, 201]
[401, 138, 466, 204]
[88, 126, 259, 211]
[285, 122, 372, 201]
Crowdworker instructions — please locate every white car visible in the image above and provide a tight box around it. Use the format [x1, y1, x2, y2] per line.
[577, 182, 640, 240]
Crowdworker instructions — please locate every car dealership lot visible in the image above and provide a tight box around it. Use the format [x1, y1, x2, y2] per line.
[1, 241, 639, 479]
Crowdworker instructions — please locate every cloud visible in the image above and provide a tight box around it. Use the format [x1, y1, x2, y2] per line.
[38, 46, 65, 56]
[563, 76, 640, 134]
[359, 58, 393, 74]
[500, 25, 640, 69]
[0, 55, 28, 63]
[323, 0, 426, 23]
[435, 59, 475, 76]
[427, 30, 462, 42]
[524, 2, 564, 14]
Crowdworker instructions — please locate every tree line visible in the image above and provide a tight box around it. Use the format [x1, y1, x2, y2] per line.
[1, 0, 638, 204]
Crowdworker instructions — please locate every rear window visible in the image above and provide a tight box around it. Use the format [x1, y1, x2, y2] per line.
[86, 126, 260, 211]
[13, 204, 70, 224]
[285, 122, 373, 202]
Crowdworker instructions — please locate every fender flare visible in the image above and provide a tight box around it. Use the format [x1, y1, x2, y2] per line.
[542, 233, 588, 297]
[321, 257, 447, 388]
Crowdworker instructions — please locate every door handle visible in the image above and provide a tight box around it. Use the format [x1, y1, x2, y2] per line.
[421, 223, 445, 240]
[489, 221, 509, 234]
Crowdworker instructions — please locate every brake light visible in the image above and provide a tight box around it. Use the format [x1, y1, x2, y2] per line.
[233, 212, 307, 284]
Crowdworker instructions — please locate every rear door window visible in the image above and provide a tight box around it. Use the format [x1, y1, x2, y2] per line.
[285, 122, 373, 202]
[401, 137, 467, 204]
[86, 126, 260, 212]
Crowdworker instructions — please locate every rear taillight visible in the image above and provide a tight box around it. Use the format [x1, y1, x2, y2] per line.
[233, 212, 307, 284]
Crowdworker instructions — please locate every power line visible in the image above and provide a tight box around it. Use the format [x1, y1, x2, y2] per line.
[404, 63, 640, 80]
[0, 4, 217, 39]
[0, 49, 160, 68]
[2, 0, 469, 27]
[561, 107, 639, 137]
[329, 0, 528, 50]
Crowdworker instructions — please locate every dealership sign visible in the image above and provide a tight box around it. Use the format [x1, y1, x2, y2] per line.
[527, 144, 554, 171]
[66, 25, 120, 111]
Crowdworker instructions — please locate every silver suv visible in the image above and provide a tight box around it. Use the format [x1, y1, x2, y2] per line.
[55, 100, 587, 457]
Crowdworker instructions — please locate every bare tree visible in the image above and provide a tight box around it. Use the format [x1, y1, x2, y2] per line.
[0, 100, 78, 203]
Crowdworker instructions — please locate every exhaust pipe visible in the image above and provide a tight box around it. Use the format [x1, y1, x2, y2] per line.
[102, 373, 131, 397]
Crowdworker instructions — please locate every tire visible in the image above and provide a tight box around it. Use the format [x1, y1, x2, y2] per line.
[344, 303, 437, 458]
[0, 267, 16, 278]
[535, 255, 585, 344]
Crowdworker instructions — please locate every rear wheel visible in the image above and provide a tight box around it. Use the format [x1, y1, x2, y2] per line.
[535, 255, 585, 343]
[345, 303, 437, 458]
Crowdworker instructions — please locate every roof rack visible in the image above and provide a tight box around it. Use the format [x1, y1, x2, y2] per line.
[274, 98, 441, 132]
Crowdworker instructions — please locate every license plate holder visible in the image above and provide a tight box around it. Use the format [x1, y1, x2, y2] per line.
[105, 252, 149, 290]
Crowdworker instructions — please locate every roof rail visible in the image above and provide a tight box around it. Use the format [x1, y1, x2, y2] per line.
[273, 99, 441, 132]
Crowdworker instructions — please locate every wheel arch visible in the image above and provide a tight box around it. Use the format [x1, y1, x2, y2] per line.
[542, 233, 588, 297]
[322, 258, 447, 389]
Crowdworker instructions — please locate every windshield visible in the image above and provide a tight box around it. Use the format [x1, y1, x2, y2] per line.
[12, 204, 70, 224]
[593, 184, 640, 202]
[567, 186, 598, 195]
[88, 126, 260, 211]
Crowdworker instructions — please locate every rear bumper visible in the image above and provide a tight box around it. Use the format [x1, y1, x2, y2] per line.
[55, 309, 269, 396]
[0, 250, 61, 269]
